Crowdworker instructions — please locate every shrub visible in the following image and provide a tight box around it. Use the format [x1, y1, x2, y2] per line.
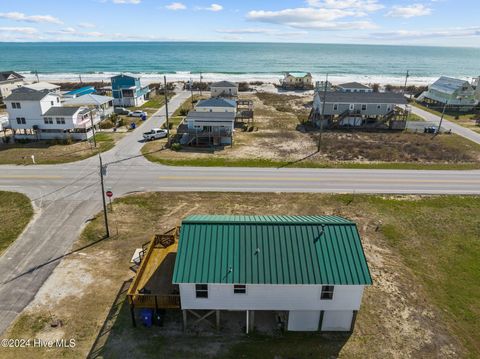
[179, 108, 189, 116]
[238, 82, 250, 92]
[99, 120, 115, 129]
[171, 143, 182, 151]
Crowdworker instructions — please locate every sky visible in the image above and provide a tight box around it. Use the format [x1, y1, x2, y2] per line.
[0, 0, 479, 47]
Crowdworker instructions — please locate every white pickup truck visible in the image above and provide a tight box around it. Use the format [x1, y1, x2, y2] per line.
[143, 128, 168, 141]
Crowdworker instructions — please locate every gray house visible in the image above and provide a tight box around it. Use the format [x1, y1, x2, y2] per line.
[311, 91, 407, 128]
[0, 71, 25, 105]
[337, 82, 372, 93]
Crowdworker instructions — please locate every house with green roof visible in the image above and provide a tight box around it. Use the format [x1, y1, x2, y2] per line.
[282, 72, 313, 90]
[172, 215, 372, 332]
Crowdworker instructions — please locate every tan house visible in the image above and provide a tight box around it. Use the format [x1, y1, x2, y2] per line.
[282, 72, 313, 90]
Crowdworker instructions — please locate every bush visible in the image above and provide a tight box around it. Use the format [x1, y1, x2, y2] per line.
[179, 108, 189, 116]
[171, 143, 182, 151]
[249, 81, 264, 86]
[238, 82, 250, 92]
[99, 120, 115, 129]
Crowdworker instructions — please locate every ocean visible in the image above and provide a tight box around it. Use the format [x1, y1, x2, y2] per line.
[0, 42, 479, 85]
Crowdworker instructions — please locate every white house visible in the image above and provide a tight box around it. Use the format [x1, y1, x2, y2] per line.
[282, 72, 314, 90]
[24, 82, 61, 93]
[337, 82, 373, 93]
[418, 76, 479, 111]
[184, 111, 235, 146]
[64, 93, 114, 119]
[210, 81, 238, 98]
[5, 87, 96, 141]
[0, 71, 25, 105]
[173, 215, 372, 332]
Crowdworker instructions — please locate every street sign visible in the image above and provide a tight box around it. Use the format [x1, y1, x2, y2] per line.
[106, 190, 113, 198]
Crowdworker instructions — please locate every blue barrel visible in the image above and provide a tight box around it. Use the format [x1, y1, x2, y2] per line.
[140, 308, 153, 327]
[130, 122, 136, 130]
[141, 114, 147, 121]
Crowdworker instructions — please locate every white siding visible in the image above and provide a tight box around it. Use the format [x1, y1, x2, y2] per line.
[194, 106, 235, 113]
[321, 310, 354, 331]
[7, 94, 60, 130]
[179, 284, 364, 311]
[211, 87, 238, 97]
[288, 311, 321, 331]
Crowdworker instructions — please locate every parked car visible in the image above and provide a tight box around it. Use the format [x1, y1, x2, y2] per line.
[424, 126, 438, 134]
[129, 110, 147, 118]
[114, 107, 131, 115]
[143, 128, 167, 141]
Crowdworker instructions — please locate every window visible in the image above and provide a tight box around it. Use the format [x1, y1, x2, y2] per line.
[361, 104, 367, 111]
[56, 118, 65, 125]
[195, 284, 208, 298]
[56, 97, 60, 103]
[349, 104, 355, 111]
[234, 284, 246, 294]
[333, 104, 338, 111]
[51, 101, 54, 106]
[16, 117, 26, 124]
[321, 285, 334, 300]
[377, 105, 381, 109]
[12, 102, 21, 109]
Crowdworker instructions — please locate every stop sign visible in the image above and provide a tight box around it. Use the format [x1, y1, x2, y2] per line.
[106, 190, 113, 198]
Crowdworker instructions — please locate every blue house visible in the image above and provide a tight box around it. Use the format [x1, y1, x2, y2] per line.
[111, 74, 150, 107]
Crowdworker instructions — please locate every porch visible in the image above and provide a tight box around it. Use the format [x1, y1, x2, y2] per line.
[127, 228, 181, 326]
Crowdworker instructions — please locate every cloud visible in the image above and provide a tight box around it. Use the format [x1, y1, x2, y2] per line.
[165, 2, 187, 10]
[78, 22, 96, 28]
[306, 0, 384, 12]
[216, 28, 308, 36]
[0, 26, 38, 34]
[247, 7, 377, 30]
[386, 4, 432, 18]
[196, 4, 223, 11]
[112, 0, 141, 4]
[0, 12, 63, 25]
[370, 27, 480, 39]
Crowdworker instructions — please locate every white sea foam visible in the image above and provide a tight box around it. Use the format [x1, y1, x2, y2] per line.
[18, 71, 437, 86]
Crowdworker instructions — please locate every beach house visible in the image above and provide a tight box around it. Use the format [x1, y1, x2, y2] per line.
[111, 74, 150, 107]
[5, 87, 98, 141]
[127, 215, 372, 333]
[0, 71, 25, 105]
[64, 93, 114, 119]
[417, 76, 479, 111]
[24, 82, 61, 93]
[310, 90, 407, 128]
[282, 72, 313, 90]
[210, 81, 238, 98]
[337, 82, 373, 93]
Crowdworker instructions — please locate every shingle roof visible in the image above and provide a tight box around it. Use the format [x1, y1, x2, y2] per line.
[64, 94, 113, 106]
[430, 76, 470, 95]
[0, 71, 24, 82]
[196, 98, 236, 108]
[318, 92, 407, 104]
[173, 215, 372, 286]
[5, 88, 52, 101]
[338, 82, 371, 90]
[43, 106, 82, 117]
[211, 80, 237, 88]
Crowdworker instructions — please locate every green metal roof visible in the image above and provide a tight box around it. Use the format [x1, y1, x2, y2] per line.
[173, 215, 372, 286]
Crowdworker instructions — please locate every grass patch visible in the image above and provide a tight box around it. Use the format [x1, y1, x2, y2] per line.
[0, 132, 123, 165]
[0, 191, 33, 254]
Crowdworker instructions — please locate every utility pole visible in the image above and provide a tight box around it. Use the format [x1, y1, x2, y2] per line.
[164, 76, 170, 140]
[317, 74, 328, 153]
[403, 70, 410, 121]
[89, 109, 97, 147]
[34, 70, 40, 83]
[99, 154, 110, 238]
[199, 72, 203, 97]
[190, 77, 194, 108]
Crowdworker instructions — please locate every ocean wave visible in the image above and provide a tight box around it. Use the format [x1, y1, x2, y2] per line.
[17, 71, 439, 85]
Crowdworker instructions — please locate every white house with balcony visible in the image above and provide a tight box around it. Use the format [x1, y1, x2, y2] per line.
[418, 76, 479, 111]
[173, 215, 372, 333]
[64, 93, 114, 120]
[5, 87, 97, 141]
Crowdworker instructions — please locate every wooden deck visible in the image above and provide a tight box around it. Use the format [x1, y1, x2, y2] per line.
[127, 229, 181, 309]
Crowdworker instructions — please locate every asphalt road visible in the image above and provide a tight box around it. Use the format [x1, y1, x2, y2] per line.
[410, 105, 480, 145]
[1, 90, 480, 335]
